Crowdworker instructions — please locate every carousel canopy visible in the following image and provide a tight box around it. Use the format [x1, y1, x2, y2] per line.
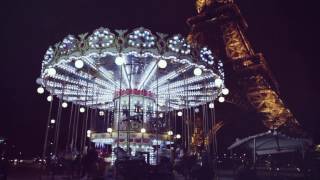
[37, 27, 226, 110]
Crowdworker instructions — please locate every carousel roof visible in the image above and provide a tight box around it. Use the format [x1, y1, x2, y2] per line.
[37, 27, 227, 110]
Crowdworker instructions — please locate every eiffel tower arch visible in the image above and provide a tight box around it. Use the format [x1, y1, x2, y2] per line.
[187, 0, 304, 136]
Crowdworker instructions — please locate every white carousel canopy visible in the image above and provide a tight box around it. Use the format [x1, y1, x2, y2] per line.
[37, 27, 226, 110]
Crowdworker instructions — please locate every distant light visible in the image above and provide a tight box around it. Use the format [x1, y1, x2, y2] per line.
[215, 78, 223, 87]
[47, 67, 56, 76]
[79, 107, 85, 113]
[176, 134, 181, 139]
[62, 102, 68, 108]
[99, 111, 105, 116]
[194, 108, 199, 113]
[74, 59, 84, 69]
[218, 96, 225, 103]
[115, 56, 125, 66]
[167, 130, 173, 136]
[37, 86, 44, 94]
[50, 119, 55, 124]
[193, 67, 202, 76]
[158, 59, 167, 69]
[141, 128, 146, 133]
[222, 88, 229, 95]
[47, 95, 53, 102]
[107, 127, 113, 133]
[209, 102, 215, 109]
[177, 111, 183, 117]
[159, 113, 163, 118]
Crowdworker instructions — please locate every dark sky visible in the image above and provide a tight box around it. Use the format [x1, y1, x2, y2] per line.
[1, 0, 319, 157]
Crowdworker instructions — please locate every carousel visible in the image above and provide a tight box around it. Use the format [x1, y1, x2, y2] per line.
[36, 27, 228, 164]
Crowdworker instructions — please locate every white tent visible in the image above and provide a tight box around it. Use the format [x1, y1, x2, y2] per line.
[228, 131, 312, 163]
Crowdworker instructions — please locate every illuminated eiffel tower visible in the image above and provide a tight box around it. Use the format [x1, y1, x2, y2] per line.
[187, 0, 303, 136]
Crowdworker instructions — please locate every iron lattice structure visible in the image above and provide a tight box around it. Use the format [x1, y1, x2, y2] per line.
[188, 0, 303, 135]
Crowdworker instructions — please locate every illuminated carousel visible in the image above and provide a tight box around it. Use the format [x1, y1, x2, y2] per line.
[37, 27, 228, 164]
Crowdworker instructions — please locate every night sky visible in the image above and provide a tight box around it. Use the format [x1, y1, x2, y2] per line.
[1, 0, 319, 157]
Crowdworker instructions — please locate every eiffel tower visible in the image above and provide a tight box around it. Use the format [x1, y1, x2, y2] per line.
[187, 0, 304, 136]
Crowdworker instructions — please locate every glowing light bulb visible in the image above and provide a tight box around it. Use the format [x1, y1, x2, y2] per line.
[87, 130, 91, 137]
[47, 67, 56, 76]
[141, 128, 146, 133]
[209, 102, 214, 109]
[176, 134, 181, 139]
[193, 67, 202, 76]
[115, 56, 124, 66]
[194, 108, 199, 113]
[47, 95, 53, 102]
[107, 128, 113, 133]
[99, 111, 105, 116]
[62, 102, 68, 108]
[37, 86, 44, 94]
[79, 107, 85, 113]
[222, 88, 229, 95]
[177, 111, 183, 117]
[218, 96, 225, 103]
[167, 130, 173, 136]
[50, 119, 55, 124]
[158, 59, 167, 69]
[74, 59, 84, 69]
[215, 78, 223, 87]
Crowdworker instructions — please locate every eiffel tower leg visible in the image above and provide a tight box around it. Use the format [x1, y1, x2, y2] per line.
[188, 1, 303, 135]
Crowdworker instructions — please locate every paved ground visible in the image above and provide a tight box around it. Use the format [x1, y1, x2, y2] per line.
[6, 163, 235, 180]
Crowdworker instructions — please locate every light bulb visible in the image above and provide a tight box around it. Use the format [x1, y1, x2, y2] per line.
[176, 134, 181, 139]
[115, 56, 124, 66]
[47, 95, 53, 102]
[75, 59, 84, 69]
[194, 108, 199, 113]
[107, 127, 113, 133]
[50, 119, 55, 124]
[215, 78, 223, 87]
[62, 102, 68, 108]
[141, 128, 146, 133]
[177, 111, 183, 117]
[218, 96, 225, 103]
[99, 111, 105, 116]
[158, 59, 167, 69]
[209, 102, 214, 109]
[222, 88, 229, 95]
[47, 67, 56, 76]
[79, 107, 86, 113]
[37, 86, 44, 94]
[193, 67, 202, 76]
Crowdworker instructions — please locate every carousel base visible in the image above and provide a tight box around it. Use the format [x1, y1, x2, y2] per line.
[90, 131, 174, 165]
